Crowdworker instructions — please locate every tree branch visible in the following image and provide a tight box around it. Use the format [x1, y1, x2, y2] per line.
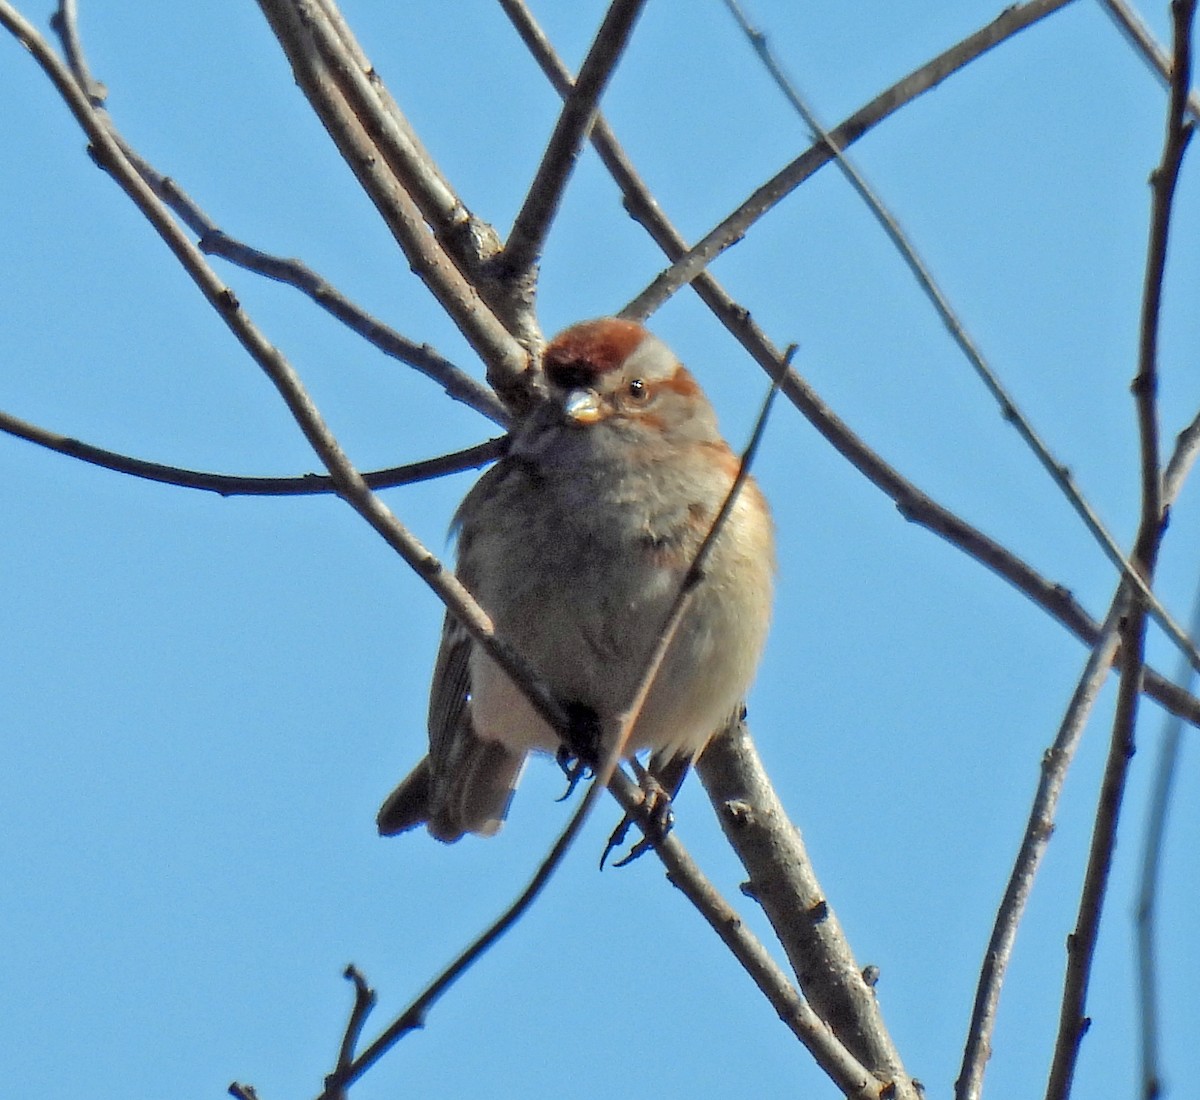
[700, 719, 914, 1091]
[956, 598, 1125, 1100]
[499, 0, 648, 280]
[0, 406, 505, 495]
[1135, 580, 1200, 1100]
[253, 0, 535, 408]
[621, 0, 1078, 319]
[1099, 0, 1200, 122]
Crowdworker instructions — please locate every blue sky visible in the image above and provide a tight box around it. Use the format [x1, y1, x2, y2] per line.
[2, 2, 1198, 1097]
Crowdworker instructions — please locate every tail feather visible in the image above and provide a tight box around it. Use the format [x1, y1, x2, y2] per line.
[430, 738, 524, 842]
[376, 757, 434, 837]
[377, 739, 525, 843]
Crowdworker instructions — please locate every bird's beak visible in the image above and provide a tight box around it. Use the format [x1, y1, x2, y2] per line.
[562, 388, 603, 424]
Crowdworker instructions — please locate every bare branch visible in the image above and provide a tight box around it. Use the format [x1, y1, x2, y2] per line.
[1099, 0, 1200, 122]
[304, 0, 475, 250]
[500, 0, 648, 280]
[325, 965, 377, 1100]
[1136, 581, 1200, 1100]
[0, 406, 505, 495]
[1163, 404, 1200, 500]
[1045, 5, 1195, 1095]
[621, 0, 1078, 319]
[253, 0, 534, 408]
[47, 0, 103, 103]
[700, 719, 914, 1091]
[956, 599, 1125, 1100]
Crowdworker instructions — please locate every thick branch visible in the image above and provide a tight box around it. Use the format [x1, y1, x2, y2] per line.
[253, 0, 534, 407]
[700, 720, 914, 1092]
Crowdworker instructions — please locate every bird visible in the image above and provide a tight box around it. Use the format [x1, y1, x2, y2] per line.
[377, 317, 775, 842]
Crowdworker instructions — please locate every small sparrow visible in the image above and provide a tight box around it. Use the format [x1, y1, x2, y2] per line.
[378, 318, 775, 841]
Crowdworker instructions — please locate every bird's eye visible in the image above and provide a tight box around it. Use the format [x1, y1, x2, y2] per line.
[627, 377, 650, 401]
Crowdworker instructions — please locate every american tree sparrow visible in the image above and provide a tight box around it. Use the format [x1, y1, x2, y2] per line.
[378, 318, 775, 841]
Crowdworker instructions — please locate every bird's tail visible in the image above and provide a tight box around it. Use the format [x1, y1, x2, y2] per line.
[377, 738, 525, 842]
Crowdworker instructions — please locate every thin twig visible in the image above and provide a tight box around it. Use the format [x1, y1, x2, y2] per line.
[325, 965, 376, 1100]
[0, 405, 505, 495]
[955, 599, 1126, 1100]
[1135, 579, 1200, 1100]
[622, 0, 1078, 319]
[500, 0, 648, 279]
[1045, 4, 1195, 1096]
[47, 0, 103, 103]
[1098, 0, 1200, 122]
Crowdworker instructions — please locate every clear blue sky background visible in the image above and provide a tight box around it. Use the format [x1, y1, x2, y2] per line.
[2, 2, 1198, 1098]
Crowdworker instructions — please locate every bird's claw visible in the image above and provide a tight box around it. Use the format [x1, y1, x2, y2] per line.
[555, 745, 593, 802]
[600, 771, 675, 869]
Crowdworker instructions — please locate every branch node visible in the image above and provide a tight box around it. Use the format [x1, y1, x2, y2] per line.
[722, 797, 754, 826]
